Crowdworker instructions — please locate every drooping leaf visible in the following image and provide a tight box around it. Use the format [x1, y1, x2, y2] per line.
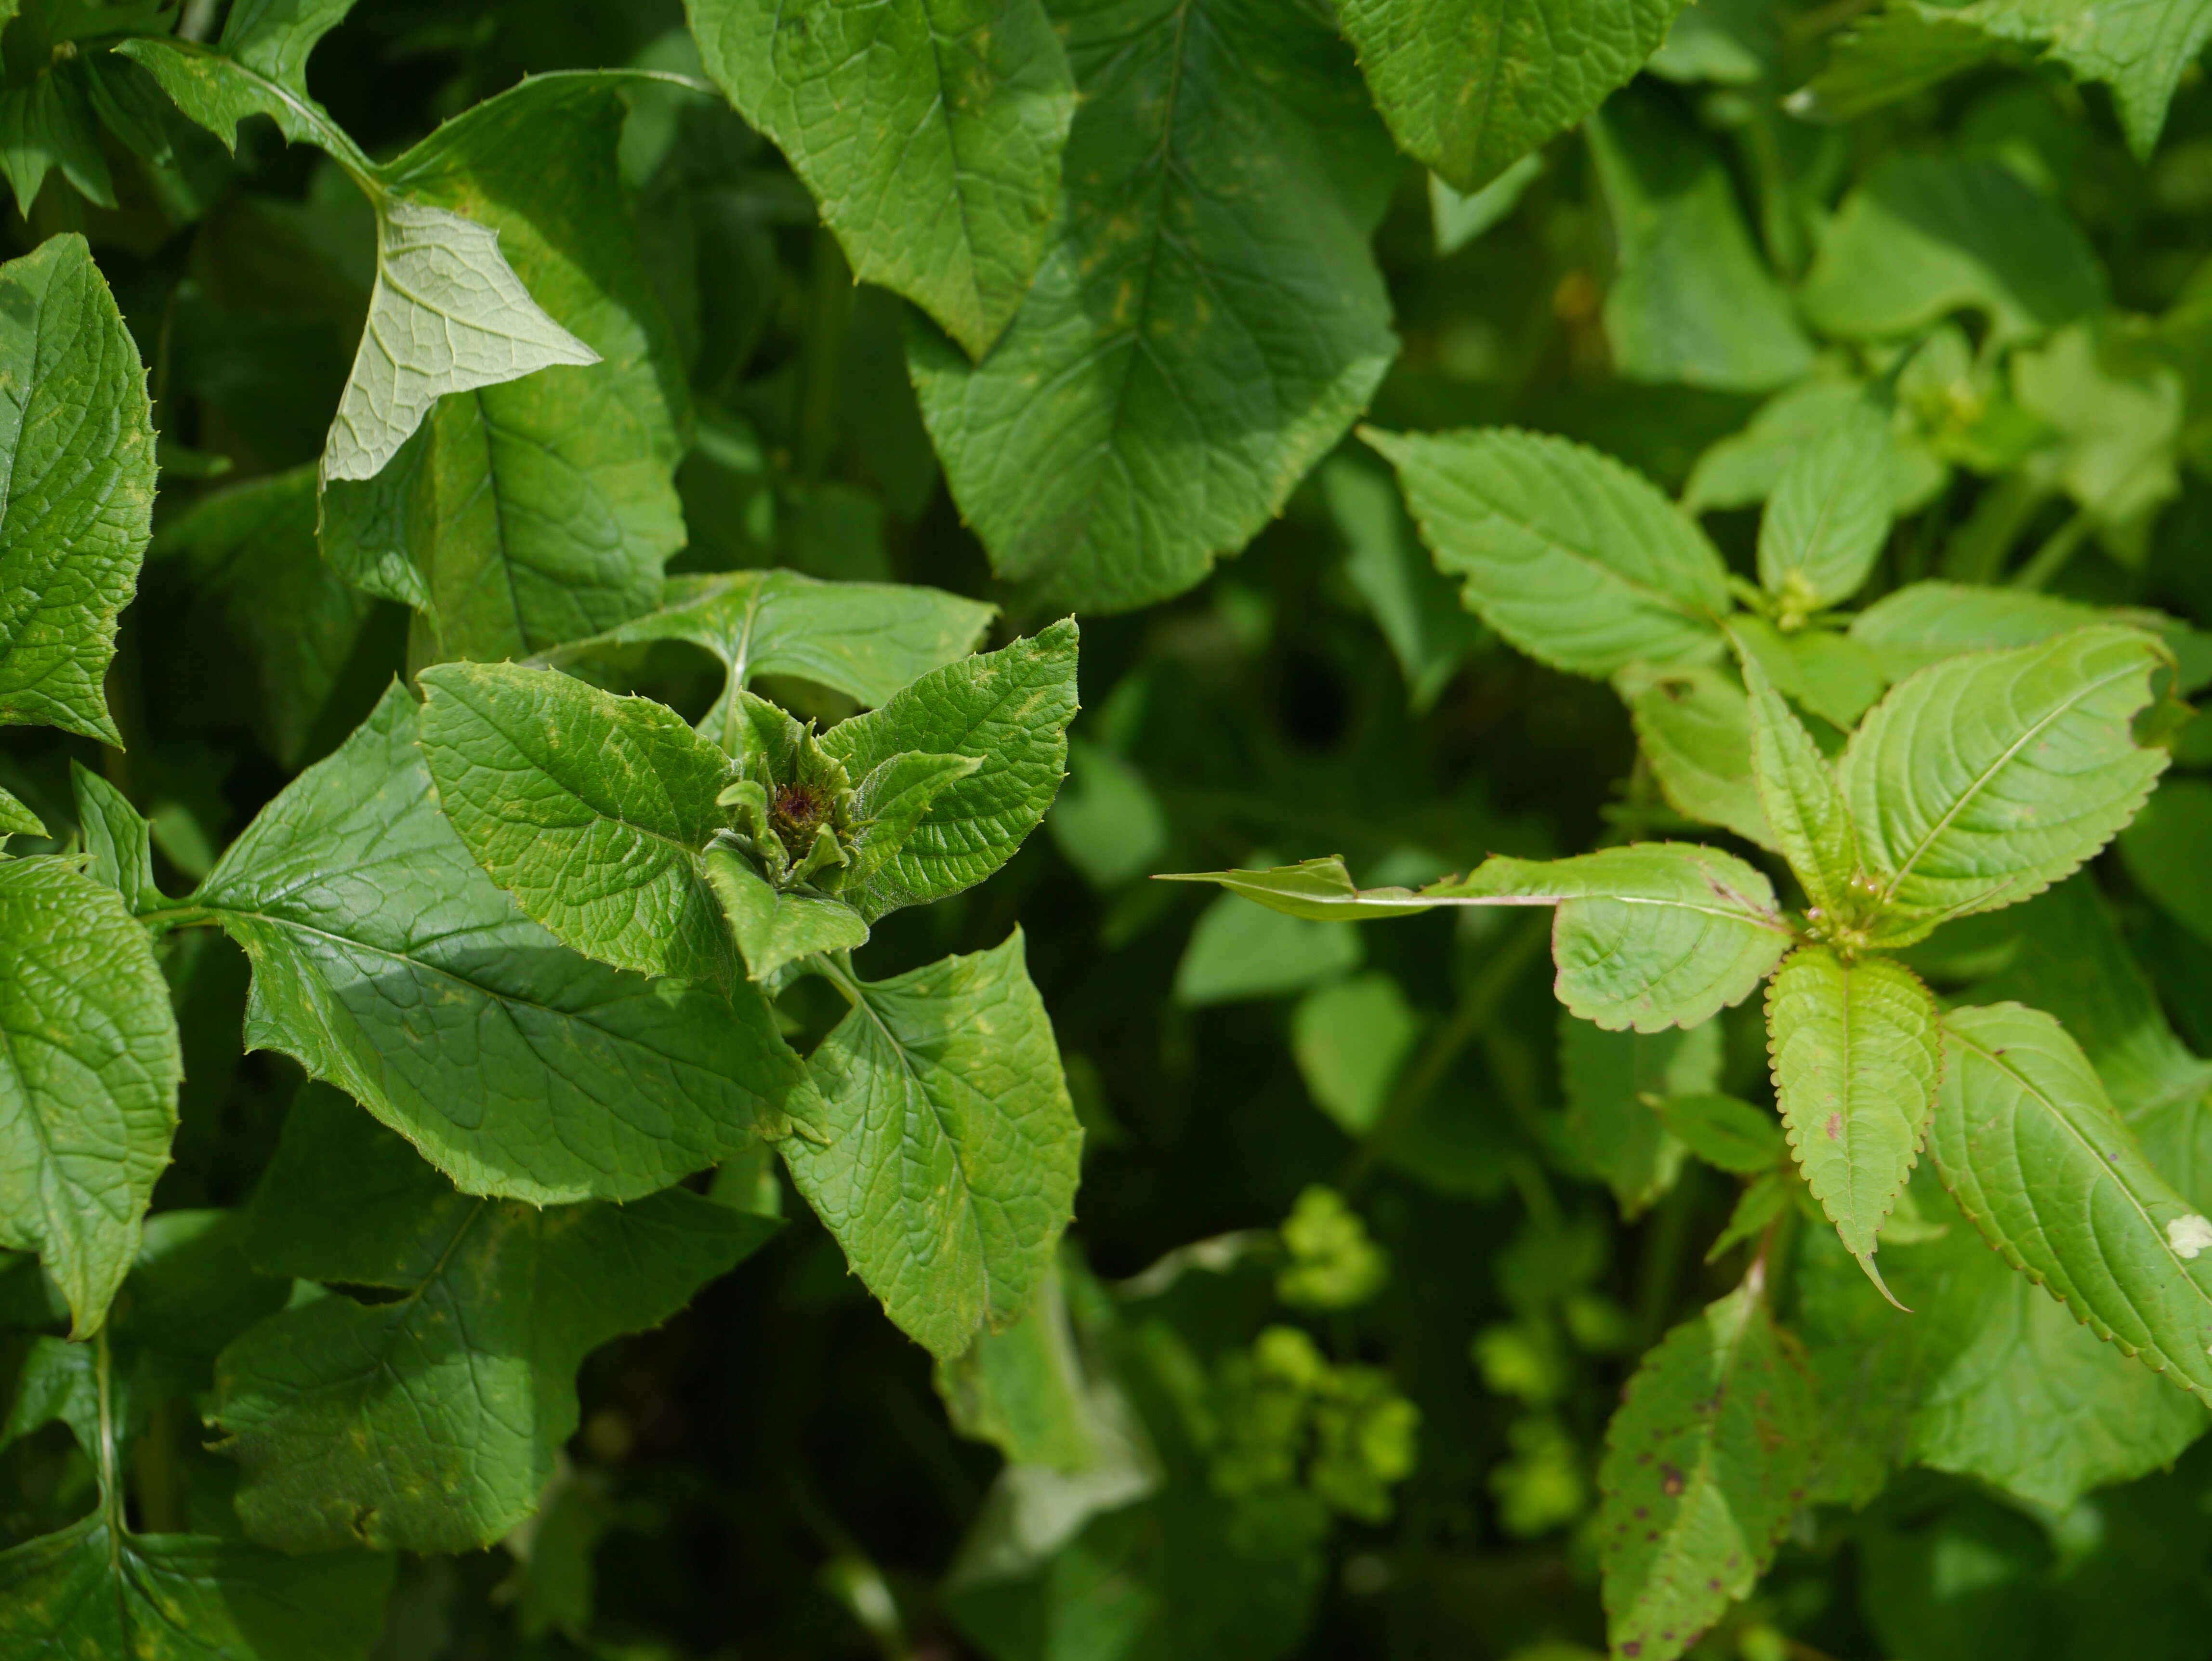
[1946, 0, 2212, 158]
[1558, 1015, 1722, 1214]
[0, 234, 157, 748]
[70, 762, 159, 918]
[1337, 0, 1691, 193]
[192, 684, 819, 1206]
[1597, 1279, 1817, 1661]
[118, 17, 366, 158]
[686, 0, 1076, 358]
[1767, 946, 1942, 1296]
[1787, 4, 1998, 126]
[417, 660, 737, 984]
[907, 0, 1397, 613]
[702, 846, 869, 983]
[935, 1253, 1128, 1473]
[1322, 454, 1488, 712]
[1932, 1002, 2212, 1397]
[0, 857, 179, 1338]
[1741, 652, 1857, 919]
[1614, 663, 1776, 851]
[213, 1086, 777, 1552]
[782, 932, 1082, 1359]
[1755, 395, 1893, 614]
[1366, 426, 1731, 679]
[1838, 625, 2170, 939]
[816, 619, 1077, 920]
[1587, 96, 1815, 394]
[547, 568, 996, 750]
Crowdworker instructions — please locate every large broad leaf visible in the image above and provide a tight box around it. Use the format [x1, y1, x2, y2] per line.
[1848, 579, 2210, 688]
[1838, 625, 2169, 940]
[418, 661, 737, 984]
[0, 234, 157, 747]
[115, 0, 363, 156]
[1557, 1015, 1721, 1216]
[1164, 845, 1791, 1030]
[817, 619, 1077, 920]
[1614, 663, 1776, 851]
[322, 75, 687, 665]
[1742, 653, 1857, 919]
[0, 857, 180, 1336]
[1767, 945, 1942, 1298]
[545, 569, 996, 750]
[1932, 1002, 2212, 1397]
[1597, 1279, 1817, 1661]
[907, 0, 1397, 614]
[1755, 395, 1893, 615]
[191, 685, 819, 1206]
[214, 1087, 777, 1553]
[686, 0, 1075, 358]
[1587, 95, 1814, 394]
[1365, 427, 1731, 679]
[1338, 0, 1690, 193]
[783, 932, 1082, 1359]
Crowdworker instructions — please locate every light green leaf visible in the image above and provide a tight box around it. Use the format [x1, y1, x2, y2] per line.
[1614, 663, 1776, 851]
[1156, 855, 1437, 921]
[151, 464, 374, 768]
[1429, 154, 1543, 257]
[702, 846, 869, 983]
[218, 0, 359, 93]
[1932, 1002, 2212, 1396]
[213, 1086, 777, 1552]
[0, 55, 113, 218]
[339, 74, 687, 662]
[1767, 946, 1942, 1296]
[1337, 0, 1690, 193]
[1786, 4, 1997, 125]
[1683, 370, 1946, 517]
[686, 0, 1075, 358]
[69, 762, 158, 916]
[2015, 319, 2185, 564]
[548, 568, 996, 747]
[784, 933, 1081, 1359]
[1597, 1279, 1817, 1661]
[1660, 1092, 1785, 1175]
[1323, 453, 1486, 712]
[0, 235, 157, 748]
[1956, 0, 2212, 158]
[0, 783, 43, 839]
[1047, 739, 1168, 891]
[2124, 777, 2212, 948]
[1365, 426, 1731, 679]
[1558, 1015, 1721, 1214]
[1741, 652, 1856, 919]
[417, 661, 737, 984]
[0, 856, 179, 1337]
[1756, 395, 1893, 613]
[1174, 893, 1363, 1008]
[935, 1252, 1126, 1472]
[817, 619, 1077, 920]
[1650, 0, 1779, 82]
[908, 0, 1397, 613]
[1291, 972, 1420, 1137]
[1838, 625, 2170, 938]
[117, 28, 364, 158]
[193, 685, 819, 1205]
[1847, 579, 2188, 680]
[1799, 156, 2104, 345]
[1588, 97, 1815, 395]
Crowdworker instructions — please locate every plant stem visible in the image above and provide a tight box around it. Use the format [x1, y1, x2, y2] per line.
[2011, 507, 2092, 591]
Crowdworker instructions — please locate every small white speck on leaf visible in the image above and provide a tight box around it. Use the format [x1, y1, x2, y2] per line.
[2168, 1214, 2212, 1259]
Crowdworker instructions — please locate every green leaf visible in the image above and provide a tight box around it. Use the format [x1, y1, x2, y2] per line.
[1799, 155, 2103, 345]
[151, 464, 374, 768]
[1337, 0, 1690, 193]
[1365, 427, 1731, 679]
[817, 619, 1077, 920]
[907, 0, 1397, 613]
[702, 846, 870, 983]
[2124, 777, 2212, 948]
[1588, 96, 1815, 395]
[1614, 663, 1776, 851]
[784, 933, 1081, 1359]
[1741, 651, 1857, 920]
[1291, 972, 1419, 1137]
[1786, 4, 1997, 125]
[1047, 739, 1168, 890]
[686, 0, 1075, 358]
[1597, 1279, 1817, 1661]
[0, 57, 113, 217]
[0, 783, 43, 839]
[194, 685, 819, 1205]
[213, 1086, 777, 1552]
[1847, 579, 2194, 680]
[69, 762, 158, 916]
[1174, 892, 1363, 1007]
[1661, 1092, 1786, 1175]
[117, 24, 364, 158]
[1767, 946, 1942, 1297]
[1838, 625, 2170, 939]
[0, 1512, 395, 1660]
[1954, 0, 2212, 158]
[935, 1253, 1120, 1472]
[218, 0, 359, 92]
[1558, 1015, 1721, 1214]
[0, 856, 180, 1337]
[2013, 319, 2184, 562]
[337, 74, 688, 662]
[548, 568, 997, 748]
[1756, 395, 1893, 613]
[1932, 1002, 2212, 1397]
[417, 661, 737, 984]
[1684, 370, 1947, 518]
[1429, 153, 1543, 257]
[0, 235, 157, 748]
[1322, 453, 1486, 712]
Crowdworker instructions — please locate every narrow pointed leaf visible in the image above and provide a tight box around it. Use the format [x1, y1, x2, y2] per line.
[0, 784, 42, 838]
[687, 0, 1076, 357]
[1741, 653, 1857, 919]
[702, 848, 869, 983]
[1598, 1280, 1817, 1661]
[1932, 1002, 2212, 1395]
[1767, 946, 1942, 1291]
[194, 685, 819, 1205]
[1756, 395, 1893, 612]
[784, 932, 1081, 1358]
[1839, 626, 2170, 939]
[418, 661, 737, 984]
[0, 857, 180, 1336]
[1364, 427, 1731, 679]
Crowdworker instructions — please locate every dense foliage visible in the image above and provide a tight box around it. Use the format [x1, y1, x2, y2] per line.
[9, 0, 2212, 1658]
